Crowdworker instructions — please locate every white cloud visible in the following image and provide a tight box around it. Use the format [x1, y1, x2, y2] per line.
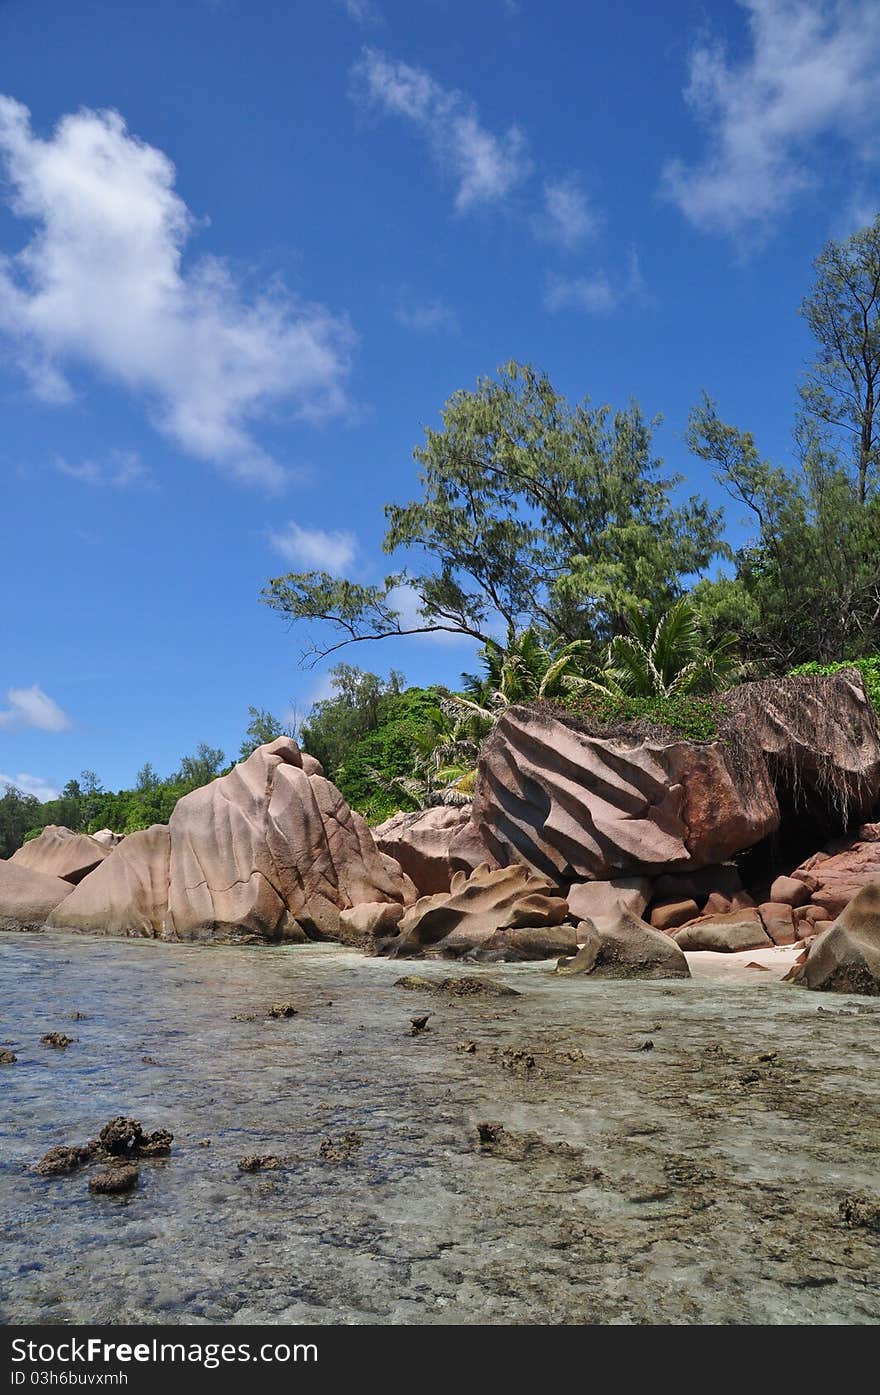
[393, 295, 459, 334]
[269, 522, 358, 575]
[662, 0, 880, 236]
[0, 685, 72, 731]
[538, 177, 597, 248]
[337, 0, 383, 24]
[351, 49, 531, 213]
[543, 273, 617, 314]
[0, 98, 356, 488]
[386, 584, 479, 646]
[0, 771, 61, 801]
[55, 449, 150, 488]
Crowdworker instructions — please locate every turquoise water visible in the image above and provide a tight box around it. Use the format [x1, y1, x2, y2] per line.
[1, 931, 878, 1325]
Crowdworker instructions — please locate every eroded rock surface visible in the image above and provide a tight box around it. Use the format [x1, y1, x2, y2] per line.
[47, 825, 170, 938]
[11, 826, 110, 885]
[788, 880, 880, 995]
[469, 705, 778, 882]
[373, 806, 493, 895]
[558, 910, 690, 980]
[0, 860, 72, 931]
[387, 862, 569, 958]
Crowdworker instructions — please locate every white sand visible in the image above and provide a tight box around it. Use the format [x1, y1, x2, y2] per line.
[685, 942, 805, 983]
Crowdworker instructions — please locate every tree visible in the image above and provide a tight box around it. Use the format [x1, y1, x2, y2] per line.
[687, 397, 880, 666]
[261, 362, 726, 663]
[447, 628, 592, 726]
[176, 743, 226, 787]
[135, 762, 162, 792]
[299, 666, 403, 779]
[0, 783, 40, 858]
[586, 598, 740, 698]
[800, 215, 880, 505]
[239, 707, 294, 760]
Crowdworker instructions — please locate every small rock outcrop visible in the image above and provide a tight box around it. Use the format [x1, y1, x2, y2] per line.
[372, 806, 493, 894]
[557, 909, 690, 979]
[674, 911, 772, 953]
[0, 859, 72, 931]
[10, 826, 110, 884]
[788, 881, 880, 995]
[386, 862, 569, 957]
[792, 826, 880, 920]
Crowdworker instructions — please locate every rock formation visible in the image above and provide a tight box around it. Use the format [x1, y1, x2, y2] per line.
[46, 825, 170, 938]
[0, 860, 72, 930]
[468, 705, 778, 882]
[673, 911, 772, 953]
[787, 881, 880, 995]
[5, 738, 410, 943]
[557, 909, 690, 979]
[11, 826, 110, 884]
[790, 825, 880, 920]
[386, 862, 569, 957]
[373, 805, 493, 894]
[165, 737, 409, 942]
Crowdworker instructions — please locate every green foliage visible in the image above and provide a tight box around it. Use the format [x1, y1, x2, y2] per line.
[239, 706, 292, 760]
[0, 784, 42, 859]
[799, 215, 880, 503]
[561, 690, 727, 742]
[300, 666, 404, 779]
[262, 361, 727, 662]
[687, 396, 880, 668]
[333, 685, 449, 823]
[789, 657, 880, 719]
[584, 598, 740, 699]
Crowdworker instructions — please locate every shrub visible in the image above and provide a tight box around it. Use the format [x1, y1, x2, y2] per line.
[559, 690, 727, 742]
[788, 657, 880, 718]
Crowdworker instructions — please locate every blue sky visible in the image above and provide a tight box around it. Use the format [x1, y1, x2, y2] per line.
[1, 0, 879, 798]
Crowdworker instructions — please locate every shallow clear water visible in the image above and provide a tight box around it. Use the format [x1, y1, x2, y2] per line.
[1, 931, 878, 1325]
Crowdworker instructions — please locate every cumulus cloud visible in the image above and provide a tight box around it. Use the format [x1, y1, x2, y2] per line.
[662, 0, 880, 236]
[55, 450, 150, 488]
[0, 685, 72, 731]
[543, 273, 617, 314]
[537, 177, 597, 248]
[0, 97, 355, 488]
[0, 771, 61, 801]
[269, 522, 358, 575]
[393, 295, 459, 334]
[351, 49, 531, 212]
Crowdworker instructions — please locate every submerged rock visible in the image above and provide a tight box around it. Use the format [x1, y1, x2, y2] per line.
[89, 1163, 139, 1195]
[0, 1048, 17, 1064]
[40, 1032, 74, 1049]
[36, 1145, 90, 1176]
[238, 1154, 281, 1172]
[394, 974, 519, 998]
[318, 1131, 362, 1162]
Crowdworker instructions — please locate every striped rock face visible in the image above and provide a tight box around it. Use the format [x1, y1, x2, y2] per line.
[468, 706, 779, 883]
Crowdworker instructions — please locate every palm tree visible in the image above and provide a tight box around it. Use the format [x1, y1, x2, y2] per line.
[448, 628, 594, 725]
[586, 599, 740, 699]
